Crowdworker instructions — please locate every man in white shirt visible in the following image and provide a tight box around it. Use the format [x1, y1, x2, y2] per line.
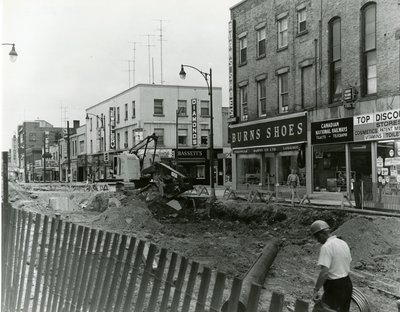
[311, 220, 353, 312]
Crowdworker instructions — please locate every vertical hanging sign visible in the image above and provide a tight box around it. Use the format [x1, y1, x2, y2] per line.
[191, 99, 198, 146]
[228, 20, 234, 119]
[109, 107, 116, 149]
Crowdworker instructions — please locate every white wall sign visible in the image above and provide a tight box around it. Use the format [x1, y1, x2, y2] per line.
[191, 99, 198, 145]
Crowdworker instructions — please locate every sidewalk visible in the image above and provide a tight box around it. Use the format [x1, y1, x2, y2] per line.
[197, 185, 400, 217]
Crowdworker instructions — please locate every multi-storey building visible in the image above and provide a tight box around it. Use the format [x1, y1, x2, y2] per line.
[229, 0, 400, 207]
[59, 121, 84, 182]
[86, 83, 224, 186]
[17, 120, 63, 182]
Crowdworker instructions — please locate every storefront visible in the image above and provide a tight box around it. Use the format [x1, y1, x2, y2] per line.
[311, 109, 400, 209]
[230, 113, 307, 190]
[217, 148, 233, 186]
[175, 148, 223, 186]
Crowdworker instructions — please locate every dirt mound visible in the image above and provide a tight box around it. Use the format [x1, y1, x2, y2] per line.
[90, 196, 163, 233]
[333, 216, 400, 282]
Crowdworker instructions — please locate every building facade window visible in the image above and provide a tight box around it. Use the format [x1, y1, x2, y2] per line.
[301, 65, 314, 108]
[200, 100, 210, 116]
[132, 130, 136, 146]
[90, 140, 93, 154]
[362, 3, 377, 95]
[200, 125, 209, 146]
[278, 73, 289, 113]
[329, 17, 342, 102]
[257, 27, 266, 58]
[124, 131, 128, 148]
[117, 107, 120, 123]
[125, 103, 128, 120]
[29, 133, 36, 141]
[178, 129, 188, 146]
[90, 118, 93, 131]
[178, 100, 187, 116]
[277, 17, 288, 49]
[79, 140, 84, 153]
[117, 133, 120, 149]
[239, 36, 247, 64]
[257, 79, 267, 116]
[154, 99, 164, 115]
[297, 8, 307, 33]
[154, 128, 164, 146]
[196, 165, 205, 179]
[132, 101, 136, 118]
[239, 85, 248, 121]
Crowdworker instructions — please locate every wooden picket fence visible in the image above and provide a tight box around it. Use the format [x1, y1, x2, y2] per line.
[1, 203, 312, 312]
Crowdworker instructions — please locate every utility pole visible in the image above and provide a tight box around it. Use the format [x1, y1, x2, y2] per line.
[67, 121, 71, 182]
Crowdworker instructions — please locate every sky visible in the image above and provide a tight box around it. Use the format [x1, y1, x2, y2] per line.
[1, 0, 240, 150]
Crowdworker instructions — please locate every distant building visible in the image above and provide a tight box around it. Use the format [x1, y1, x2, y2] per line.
[86, 83, 224, 185]
[229, 0, 400, 206]
[17, 120, 63, 182]
[59, 121, 84, 182]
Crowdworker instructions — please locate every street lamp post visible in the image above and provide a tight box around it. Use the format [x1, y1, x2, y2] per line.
[179, 64, 216, 199]
[2, 43, 18, 62]
[86, 113, 107, 179]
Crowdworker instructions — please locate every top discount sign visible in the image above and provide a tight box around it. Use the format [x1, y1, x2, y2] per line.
[353, 109, 400, 141]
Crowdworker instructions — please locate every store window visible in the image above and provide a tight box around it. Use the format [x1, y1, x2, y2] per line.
[313, 144, 346, 192]
[377, 140, 400, 195]
[237, 154, 261, 187]
[196, 165, 205, 179]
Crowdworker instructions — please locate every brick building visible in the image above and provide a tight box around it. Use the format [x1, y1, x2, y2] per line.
[17, 120, 63, 182]
[229, 0, 400, 207]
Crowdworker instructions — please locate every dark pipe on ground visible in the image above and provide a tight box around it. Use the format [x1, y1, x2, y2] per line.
[221, 239, 280, 311]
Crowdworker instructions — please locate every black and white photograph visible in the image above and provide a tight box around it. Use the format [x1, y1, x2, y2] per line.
[1, 0, 400, 311]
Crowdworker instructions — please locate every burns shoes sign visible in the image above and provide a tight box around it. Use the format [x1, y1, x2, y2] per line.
[230, 115, 307, 148]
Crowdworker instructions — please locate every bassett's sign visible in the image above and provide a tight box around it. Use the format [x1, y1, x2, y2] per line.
[230, 115, 307, 148]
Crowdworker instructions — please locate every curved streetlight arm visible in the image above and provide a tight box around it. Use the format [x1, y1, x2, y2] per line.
[86, 112, 104, 127]
[86, 112, 107, 152]
[180, 64, 211, 91]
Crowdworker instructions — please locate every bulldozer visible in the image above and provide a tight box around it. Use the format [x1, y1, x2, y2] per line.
[113, 133, 193, 198]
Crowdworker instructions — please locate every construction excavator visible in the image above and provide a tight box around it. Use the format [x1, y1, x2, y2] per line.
[113, 133, 193, 199]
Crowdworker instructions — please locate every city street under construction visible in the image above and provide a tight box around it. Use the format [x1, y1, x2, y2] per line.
[3, 181, 399, 311]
